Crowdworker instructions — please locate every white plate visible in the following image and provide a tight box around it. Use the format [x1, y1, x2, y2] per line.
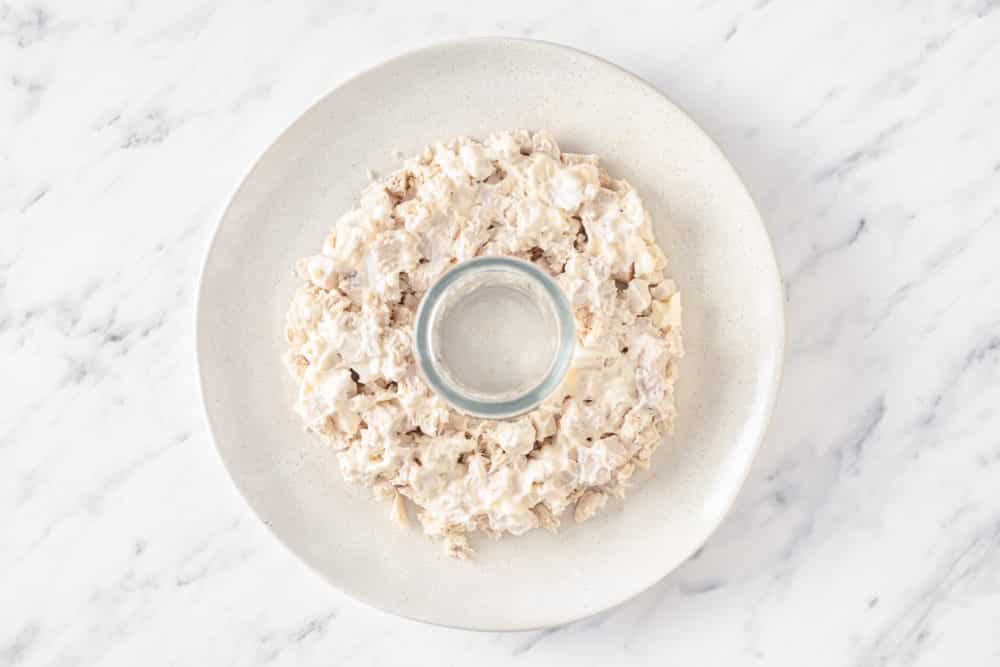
[197, 38, 784, 631]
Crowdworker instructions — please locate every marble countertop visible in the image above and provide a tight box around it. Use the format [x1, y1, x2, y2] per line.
[3, 1, 999, 665]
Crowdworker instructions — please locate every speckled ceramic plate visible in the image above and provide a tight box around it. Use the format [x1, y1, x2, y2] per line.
[197, 37, 784, 631]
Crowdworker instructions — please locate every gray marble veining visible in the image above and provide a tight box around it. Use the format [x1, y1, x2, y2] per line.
[2, 1, 999, 665]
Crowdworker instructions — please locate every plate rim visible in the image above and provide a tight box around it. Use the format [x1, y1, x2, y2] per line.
[195, 36, 786, 631]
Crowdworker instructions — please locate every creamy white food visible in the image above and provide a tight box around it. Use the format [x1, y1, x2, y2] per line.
[284, 130, 683, 558]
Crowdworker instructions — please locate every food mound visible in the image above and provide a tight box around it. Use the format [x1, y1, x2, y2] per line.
[284, 130, 682, 558]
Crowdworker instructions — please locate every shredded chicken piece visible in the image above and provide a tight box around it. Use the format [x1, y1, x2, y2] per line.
[389, 492, 409, 527]
[443, 533, 473, 560]
[574, 490, 608, 523]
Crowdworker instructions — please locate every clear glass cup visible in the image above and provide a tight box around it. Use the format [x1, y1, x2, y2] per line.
[413, 256, 575, 419]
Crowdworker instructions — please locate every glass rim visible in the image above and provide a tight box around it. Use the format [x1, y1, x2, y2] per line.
[413, 256, 576, 420]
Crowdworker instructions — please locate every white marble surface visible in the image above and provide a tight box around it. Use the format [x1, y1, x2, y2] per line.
[3, 0, 999, 664]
